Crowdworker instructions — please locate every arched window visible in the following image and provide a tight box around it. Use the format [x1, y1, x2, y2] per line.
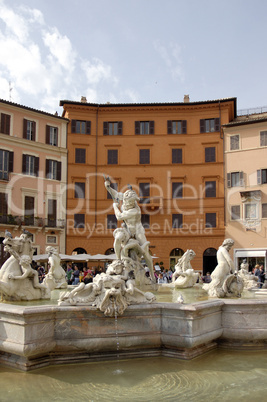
[72, 247, 87, 254]
[203, 248, 217, 275]
[169, 248, 184, 269]
[105, 248, 115, 255]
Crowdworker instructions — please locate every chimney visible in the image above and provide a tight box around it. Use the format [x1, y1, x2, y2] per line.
[81, 96, 87, 103]
[184, 94, 190, 103]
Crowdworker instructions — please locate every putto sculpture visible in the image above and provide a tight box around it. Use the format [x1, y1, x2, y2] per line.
[203, 239, 244, 298]
[43, 246, 68, 291]
[0, 230, 50, 301]
[238, 259, 258, 290]
[59, 177, 156, 315]
[172, 249, 199, 288]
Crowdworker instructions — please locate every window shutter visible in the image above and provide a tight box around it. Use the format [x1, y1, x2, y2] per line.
[200, 119, 205, 133]
[71, 120, 76, 133]
[182, 120, 187, 134]
[46, 125, 50, 144]
[149, 121, 154, 135]
[215, 118, 220, 132]
[239, 171, 244, 186]
[118, 121, 123, 135]
[227, 173, 231, 188]
[0, 113, 4, 133]
[86, 121, 91, 135]
[167, 120, 172, 134]
[34, 157, 39, 177]
[135, 121, 140, 135]
[257, 169, 261, 185]
[23, 119, 27, 139]
[46, 159, 49, 177]
[56, 161, 62, 181]
[1, 113, 11, 135]
[22, 154, 26, 174]
[9, 151, 14, 172]
[103, 122, 108, 135]
[32, 121, 36, 141]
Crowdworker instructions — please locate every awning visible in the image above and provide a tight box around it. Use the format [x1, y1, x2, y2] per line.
[234, 249, 267, 258]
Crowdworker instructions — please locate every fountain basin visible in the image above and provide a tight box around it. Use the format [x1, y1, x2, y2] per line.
[1, 298, 267, 371]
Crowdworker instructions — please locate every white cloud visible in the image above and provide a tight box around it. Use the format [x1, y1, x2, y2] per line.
[81, 57, 118, 86]
[153, 40, 185, 82]
[42, 27, 76, 71]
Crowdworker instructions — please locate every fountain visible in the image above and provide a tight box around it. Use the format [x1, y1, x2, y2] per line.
[0, 178, 267, 380]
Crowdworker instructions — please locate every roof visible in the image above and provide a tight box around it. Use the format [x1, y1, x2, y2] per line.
[60, 97, 237, 115]
[223, 113, 267, 128]
[0, 98, 68, 121]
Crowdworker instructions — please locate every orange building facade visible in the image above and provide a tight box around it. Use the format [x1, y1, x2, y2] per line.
[61, 97, 236, 273]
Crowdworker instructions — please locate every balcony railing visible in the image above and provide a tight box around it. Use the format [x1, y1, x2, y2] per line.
[0, 215, 65, 229]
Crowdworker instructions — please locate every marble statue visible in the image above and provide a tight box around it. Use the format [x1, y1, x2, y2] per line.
[202, 239, 244, 298]
[172, 249, 199, 288]
[238, 259, 258, 290]
[43, 246, 68, 291]
[59, 259, 156, 316]
[0, 230, 50, 301]
[104, 177, 155, 284]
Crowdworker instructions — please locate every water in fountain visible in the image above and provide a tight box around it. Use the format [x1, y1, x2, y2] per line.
[113, 300, 124, 375]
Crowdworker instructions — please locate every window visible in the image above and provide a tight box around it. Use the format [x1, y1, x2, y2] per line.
[75, 148, 86, 164]
[22, 155, 39, 176]
[200, 118, 220, 133]
[74, 182, 85, 198]
[172, 149, 182, 164]
[107, 182, 118, 199]
[139, 183, 150, 203]
[107, 149, 118, 165]
[135, 121, 154, 135]
[167, 120, 187, 134]
[227, 172, 244, 187]
[205, 181, 216, 197]
[260, 131, 267, 147]
[244, 204, 257, 220]
[172, 182, 183, 198]
[1, 113, 11, 135]
[23, 119, 36, 141]
[74, 213, 85, 228]
[257, 169, 267, 185]
[230, 135, 239, 150]
[107, 214, 117, 229]
[262, 203, 267, 218]
[46, 125, 58, 146]
[0, 150, 13, 180]
[71, 120, 91, 134]
[231, 205, 240, 220]
[141, 214, 150, 229]
[48, 199, 57, 227]
[205, 147, 216, 162]
[139, 149, 150, 164]
[46, 160, 61, 180]
[0, 192, 8, 223]
[205, 213, 216, 228]
[103, 122, 122, 135]
[172, 214, 183, 228]
[24, 196, 34, 226]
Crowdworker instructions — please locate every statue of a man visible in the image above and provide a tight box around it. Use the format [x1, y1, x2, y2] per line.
[104, 178, 155, 282]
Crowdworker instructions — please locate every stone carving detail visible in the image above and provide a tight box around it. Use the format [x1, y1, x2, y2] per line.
[43, 246, 68, 291]
[172, 249, 199, 288]
[104, 177, 155, 285]
[203, 239, 244, 298]
[0, 230, 50, 301]
[59, 259, 155, 316]
[238, 259, 258, 290]
[59, 177, 157, 315]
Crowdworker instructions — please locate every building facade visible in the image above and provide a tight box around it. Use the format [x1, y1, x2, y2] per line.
[223, 113, 267, 270]
[61, 97, 236, 273]
[0, 99, 68, 265]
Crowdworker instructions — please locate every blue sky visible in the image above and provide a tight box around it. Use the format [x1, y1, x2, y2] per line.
[0, 0, 266, 114]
